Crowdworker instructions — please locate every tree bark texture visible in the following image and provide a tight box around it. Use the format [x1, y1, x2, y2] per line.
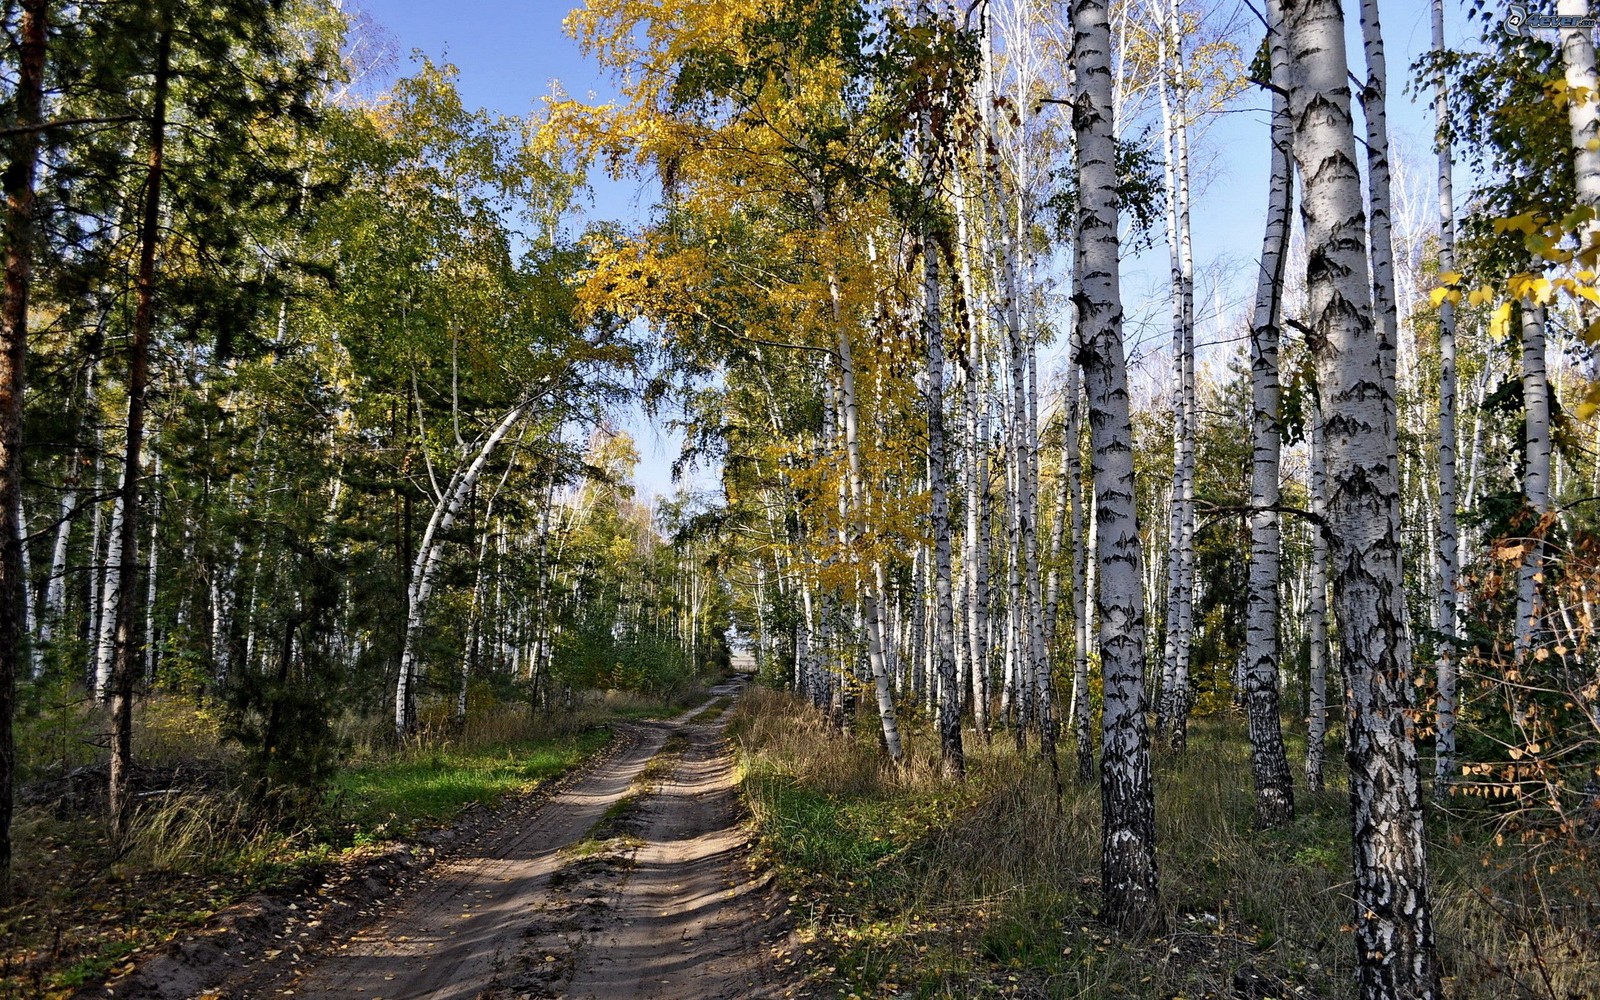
[1073, 0, 1160, 934]
[1245, 0, 1295, 829]
[0, 0, 47, 887]
[1285, 0, 1442, 993]
[110, 27, 171, 845]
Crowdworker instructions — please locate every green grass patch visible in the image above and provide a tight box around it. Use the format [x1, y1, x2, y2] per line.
[331, 728, 610, 839]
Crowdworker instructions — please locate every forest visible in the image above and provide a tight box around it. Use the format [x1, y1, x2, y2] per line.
[0, 0, 1596, 998]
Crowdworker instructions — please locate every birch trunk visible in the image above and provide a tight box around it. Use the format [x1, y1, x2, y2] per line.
[959, 234, 991, 742]
[1285, 0, 1441, 992]
[1156, 0, 1197, 746]
[829, 279, 904, 762]
[1359, 0, 1400, 409]
[144, 453, 160, 682]
[1245, 0, 1296, 828]
[93, 497, 124, 699]
[1307, 398, 1331, 794]
[1073, 0, 1159, 932]
[15, 500, 36, 681]
[1560, 0, 1600, 244]
[395, 400, 528, 739]
[1431, 0, 1461, 794]
[1516, 304, 1550, 668]
[1067, 360, 1093, 783]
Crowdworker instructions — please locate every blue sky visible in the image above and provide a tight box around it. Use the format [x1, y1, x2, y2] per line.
[357, 0, 1472, 497]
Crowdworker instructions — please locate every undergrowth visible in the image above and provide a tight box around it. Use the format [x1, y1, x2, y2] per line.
[731, 687, 1600, 1000]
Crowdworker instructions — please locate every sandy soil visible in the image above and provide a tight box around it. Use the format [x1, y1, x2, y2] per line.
[130, 679, 792, 1000]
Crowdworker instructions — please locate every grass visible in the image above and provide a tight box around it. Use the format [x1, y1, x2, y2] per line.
[731, 687, 1600, 1000]
[332, 729, 610, 839]
[0, 688, 687, 999]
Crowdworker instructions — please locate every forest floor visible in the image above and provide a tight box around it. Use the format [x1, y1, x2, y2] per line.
[76, 676, 795, 1000]
[730, 687, 1600, 1000]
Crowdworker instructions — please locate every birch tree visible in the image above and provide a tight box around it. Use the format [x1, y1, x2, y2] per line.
[1284, 0, 1441, 993]
[1244, 0, 1294, 829]
[1430, 0, 1460, 795]
[1072, 0, 1160, 933]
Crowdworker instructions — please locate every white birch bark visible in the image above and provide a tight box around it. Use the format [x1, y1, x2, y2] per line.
[1066, 357, 1093, 783]
[955, 171, 991, 741]
[16, 497, 37, 679]
[395, 400, 528, 739]
[1155, 0, 1196, 745]
[1245, 0, 1296, 827]
[1516, 304, 1550, 668]
[40, 482, 72, 660]
[1560, 0, 1600, 243]
[1307, 397, 1331, 794]
[1431, 0, 1461, 793]
[1285, 0, 1441, 991]
[1073, 0, 1159, 932]
[143, 452, 159, 681]
[830, 283, 904, 761]
[92, 494, 124, 699]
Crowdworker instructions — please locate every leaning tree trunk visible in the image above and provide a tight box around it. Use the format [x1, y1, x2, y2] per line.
[0, 0, 47, 889]
[1244, 0, 1296, 829]
[110, 27, 171, 846]
[395, 400, 528, 739]
[1430, 0, 1460, 795]
[1284, 0, 1442, 995]
[1072, 0, 1160, 934]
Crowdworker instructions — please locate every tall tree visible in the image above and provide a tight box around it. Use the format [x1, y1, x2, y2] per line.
[1243, 0, 1295, 829]
[108, 19, 171, 846]
[0, 0, 47, 887]
[1430, 0, 1460, 796]
[1072, 0, 1160, 934]
[1284, 0, 1441, 994]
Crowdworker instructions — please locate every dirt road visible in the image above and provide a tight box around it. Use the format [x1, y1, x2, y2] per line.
[203, 680, 789, 1000]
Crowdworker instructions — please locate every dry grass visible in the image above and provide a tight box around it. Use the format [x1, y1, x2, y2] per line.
[732, 687, 1600, 1000]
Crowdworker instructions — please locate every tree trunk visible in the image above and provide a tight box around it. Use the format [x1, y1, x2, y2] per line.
[1560, 0, 1600, 243]
[1067, 358, 1093, 784]
[110, 27, 171, 846]
[395, 400, 528, 739]
[1516, 303, 1550, 668]
[1430, 0, 1460, 796]
[1284, 0, 1441, 993]
[924, 229, 964, 777]
[0, 0, 47, 888]
[1307, 397, 1331, 794]
[1245, 0, 1296, 829]
[1155, 2, 1195, 747]
[1073, 0, 1160, 933]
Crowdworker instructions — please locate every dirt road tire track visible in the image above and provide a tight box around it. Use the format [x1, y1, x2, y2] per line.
[122, 678, 791, 1000]
[497, 699, 790, 999]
